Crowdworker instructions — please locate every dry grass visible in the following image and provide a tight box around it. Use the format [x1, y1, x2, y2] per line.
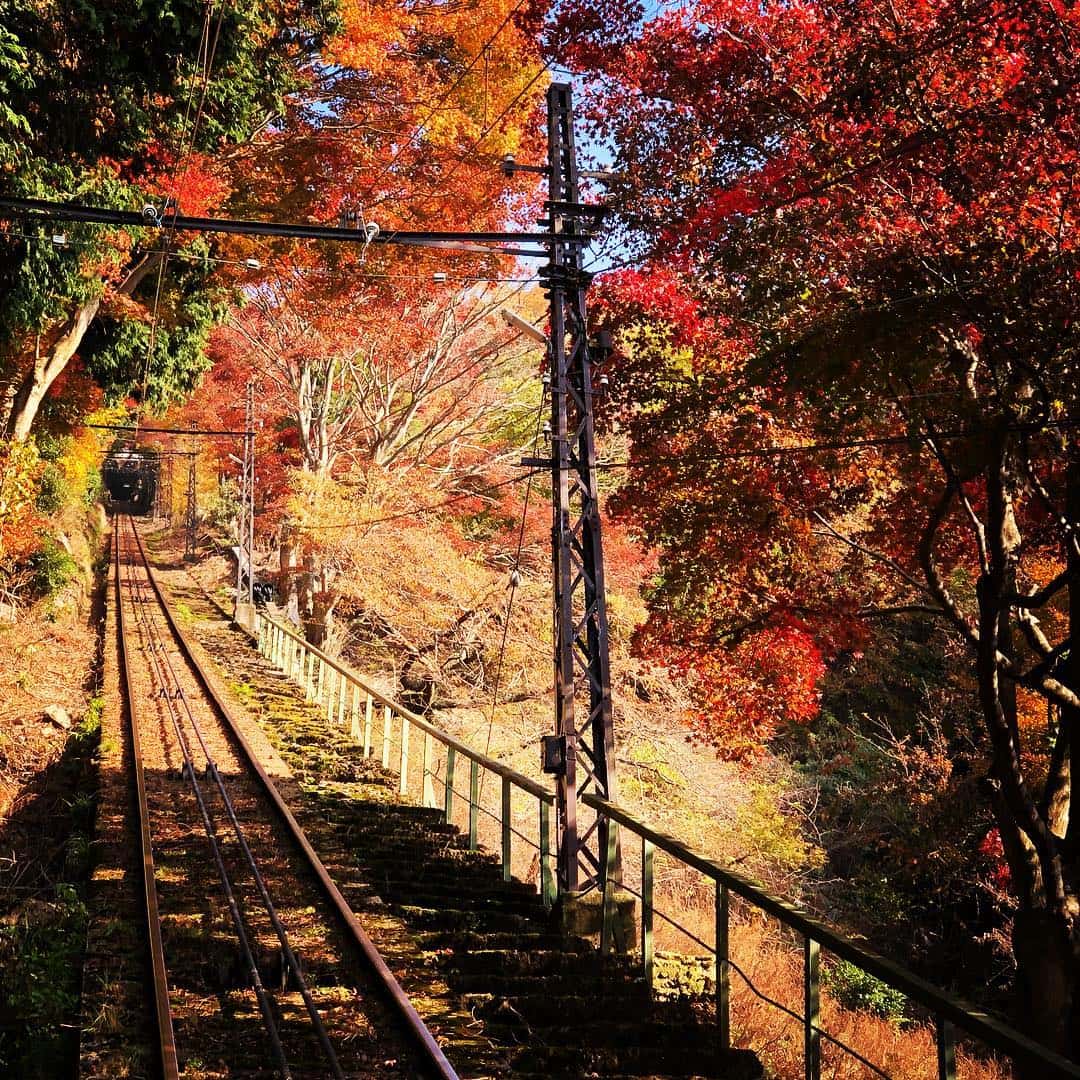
[669, 916, 1016, 1080]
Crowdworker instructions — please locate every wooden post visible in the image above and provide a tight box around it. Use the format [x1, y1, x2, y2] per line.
[381, 705, 392, 769]
[325, 668, 337, 722]
[399, 715, 410, 796]
[363, 694, 373, 757]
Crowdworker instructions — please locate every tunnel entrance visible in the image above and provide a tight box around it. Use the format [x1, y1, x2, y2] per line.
[103, 442, 159, 516]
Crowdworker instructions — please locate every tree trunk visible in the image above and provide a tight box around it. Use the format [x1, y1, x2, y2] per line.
[5, 297, 102, 441]
[3, 252, 160, 441]
[278, 524, 301, 626]
[1012, 907, 1079, 1066]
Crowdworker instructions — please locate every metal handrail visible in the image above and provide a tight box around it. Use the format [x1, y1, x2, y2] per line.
[258, 611, 553, 801]
[254, 610, 557, 907]
[583, 791, 1080, 1080]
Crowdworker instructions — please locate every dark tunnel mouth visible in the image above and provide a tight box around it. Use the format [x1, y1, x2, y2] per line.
[103, 457, 159, 516]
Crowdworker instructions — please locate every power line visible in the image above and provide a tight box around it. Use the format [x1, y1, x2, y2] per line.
[1, 226, 545, 283]
[0, 195, 561, 257]
[293, 469, 541, 532]
[587, 416, 1080, 471]
[137, 1, 227, 441]
[360, 0, 535, 201]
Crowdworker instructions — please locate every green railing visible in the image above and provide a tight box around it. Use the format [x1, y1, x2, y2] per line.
[250, 608, 1079, 1079]
[254, 611, 557, 908]
[586, 792, 1080, 1080]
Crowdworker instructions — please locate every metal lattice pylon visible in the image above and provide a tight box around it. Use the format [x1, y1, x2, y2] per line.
[235, 380, 255, 607]
[162, 456, 173, 524]
[184, 448, 197, 560]
[543, 83, 619, 897]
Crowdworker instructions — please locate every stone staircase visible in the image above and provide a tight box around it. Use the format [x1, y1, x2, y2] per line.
[318, 794, 760, 1079]
[169, 578, 762, 1079]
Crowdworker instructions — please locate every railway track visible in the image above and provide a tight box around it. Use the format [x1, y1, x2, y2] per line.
[112, 514, 459, 1079]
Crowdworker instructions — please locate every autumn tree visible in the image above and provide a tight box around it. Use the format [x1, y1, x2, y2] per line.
[553, 0, 1080, 1052]
[0, 0, 547, 442]
[0, 0, 340, 440]
[207, 263, 536, 643]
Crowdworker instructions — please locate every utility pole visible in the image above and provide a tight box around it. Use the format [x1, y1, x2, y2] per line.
[234, 380, 257, 630]
[183, 448, 197, 561]
[540, 83, 620, 905]
[161, 456, 173, 525]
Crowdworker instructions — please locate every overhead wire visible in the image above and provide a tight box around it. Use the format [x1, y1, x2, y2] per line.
[136, 1, 226, 441]
[292, 469, 542, 533]
[591, 416, 1080, 471]
[360, 0, 535, 202]
[478, 381, 548, 797]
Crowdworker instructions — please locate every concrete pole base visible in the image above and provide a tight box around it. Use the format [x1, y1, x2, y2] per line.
[233, 601, 257, 634]
[556, 887, 637, 942]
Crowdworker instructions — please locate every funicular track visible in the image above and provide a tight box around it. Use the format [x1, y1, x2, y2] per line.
[112, 514, 459, 1079]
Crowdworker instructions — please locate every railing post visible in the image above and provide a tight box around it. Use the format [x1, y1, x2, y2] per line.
[539, 799, 554, 909]
[304, 650, 314, 698]
[444, 747, 456, 824]
[363, 694, 373, 757]
[381, 705, 392, 769]
[501, 777, 512, 882]
[316, 655, 326, 704]
[337, 675, 347, 727]
[325, 668, 337, 722]
[804, 937, 821, 1080]
[642, 837, 654, 990]
[601, 810, 618, 956]
[350, 684, 361, 739]
[422, 733, 435, 807]
[399, 715, 410, 796]
[936, 1017, 956, 1080]
[716, 882, 730, 1049]
[468, 760, 479, 850]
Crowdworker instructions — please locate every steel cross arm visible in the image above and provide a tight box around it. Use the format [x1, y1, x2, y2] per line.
[0, 195, 578, 257]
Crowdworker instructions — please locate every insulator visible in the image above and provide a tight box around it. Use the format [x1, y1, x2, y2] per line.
[541, 373, 551, 387]
[433, 272, 448, 283]
[599, 374, 610, 388]
[51, 233, 67, 246]
[542, 421, 552, 442]
[244, 257, 261, 269]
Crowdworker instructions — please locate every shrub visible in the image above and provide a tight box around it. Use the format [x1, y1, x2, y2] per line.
[29, 538, 77, 597]
[824, 958, 908, 1023]
[82, 464, 103, 507]
[35, 463, 69, 513]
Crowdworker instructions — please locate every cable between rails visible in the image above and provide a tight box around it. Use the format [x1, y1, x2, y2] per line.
[120, 516, 344, 1079]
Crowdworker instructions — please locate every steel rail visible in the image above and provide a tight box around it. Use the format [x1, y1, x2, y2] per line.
[112, 520, 180, 1080]
[128, 519, 462, 1080]
[118, 521, 294, 1077]
[122, 517, 345, 1079]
